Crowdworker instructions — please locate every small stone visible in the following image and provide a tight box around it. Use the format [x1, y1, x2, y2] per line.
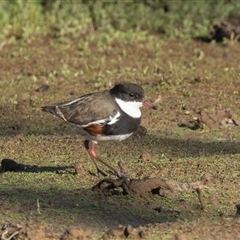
[235, 204, 240, 215]
[74, 162, 84, 175]
[175, 233, 187, 240]
[118, 161, 128, 174]
[139, 153, 152, 162]
[35, 84, 49, 92]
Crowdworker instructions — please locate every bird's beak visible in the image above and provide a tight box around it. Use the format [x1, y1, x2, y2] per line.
[142, 100, 157, 110]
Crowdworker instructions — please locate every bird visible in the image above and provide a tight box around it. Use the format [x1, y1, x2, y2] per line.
[42, 83, 157, 178]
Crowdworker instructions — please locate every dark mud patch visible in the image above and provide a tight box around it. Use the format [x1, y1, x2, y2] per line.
[92, 174, 211, 210]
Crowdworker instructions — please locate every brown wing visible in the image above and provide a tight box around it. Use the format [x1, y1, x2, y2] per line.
[55, 90, 119, 125]
[82, 124, 104, 136]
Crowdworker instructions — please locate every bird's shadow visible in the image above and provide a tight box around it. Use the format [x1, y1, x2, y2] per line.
[0, 158, 73, 174]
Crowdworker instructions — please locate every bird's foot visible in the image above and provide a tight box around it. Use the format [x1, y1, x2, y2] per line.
[96, 168, 108, 177]
[115, 171, 130, 180]
[89, 168, 108, 177]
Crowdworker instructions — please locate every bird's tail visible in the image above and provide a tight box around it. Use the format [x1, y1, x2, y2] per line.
[42, 105, 67, 121]
[41, 105, 57, 115]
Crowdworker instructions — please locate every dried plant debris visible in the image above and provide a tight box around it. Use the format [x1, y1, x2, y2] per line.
[1, 223, 22, 240]
[0, 223, 92, 240]
[102, 224, 144, 240]
[179, 109, 239, 129]
[93, 174, 211, 209]
[198, 109, 239, 128]
[209, 20, 240, 42]
[0, 223, 61, 240]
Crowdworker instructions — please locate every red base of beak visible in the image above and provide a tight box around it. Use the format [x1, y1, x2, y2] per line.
[142, 100, 157, 110]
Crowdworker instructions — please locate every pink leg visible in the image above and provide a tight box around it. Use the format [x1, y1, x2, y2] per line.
[84, 140, 106, 176]
[84, 139, 121, 177]
[84, 140, 97, 159]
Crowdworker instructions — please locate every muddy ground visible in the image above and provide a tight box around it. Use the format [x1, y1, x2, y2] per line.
[0, 33, 240, 239]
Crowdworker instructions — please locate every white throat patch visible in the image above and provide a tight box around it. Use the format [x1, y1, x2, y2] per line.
[115, 98, 142, 118]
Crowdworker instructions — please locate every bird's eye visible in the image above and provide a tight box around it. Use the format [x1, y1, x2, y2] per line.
[129, 93, 134, 98]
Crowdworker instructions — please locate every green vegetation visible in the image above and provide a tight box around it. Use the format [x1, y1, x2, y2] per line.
[0, 0, 240, 41]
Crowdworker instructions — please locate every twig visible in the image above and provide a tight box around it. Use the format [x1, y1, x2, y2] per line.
[37, 198, 41, 214]
[196, 188, 205, 211]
